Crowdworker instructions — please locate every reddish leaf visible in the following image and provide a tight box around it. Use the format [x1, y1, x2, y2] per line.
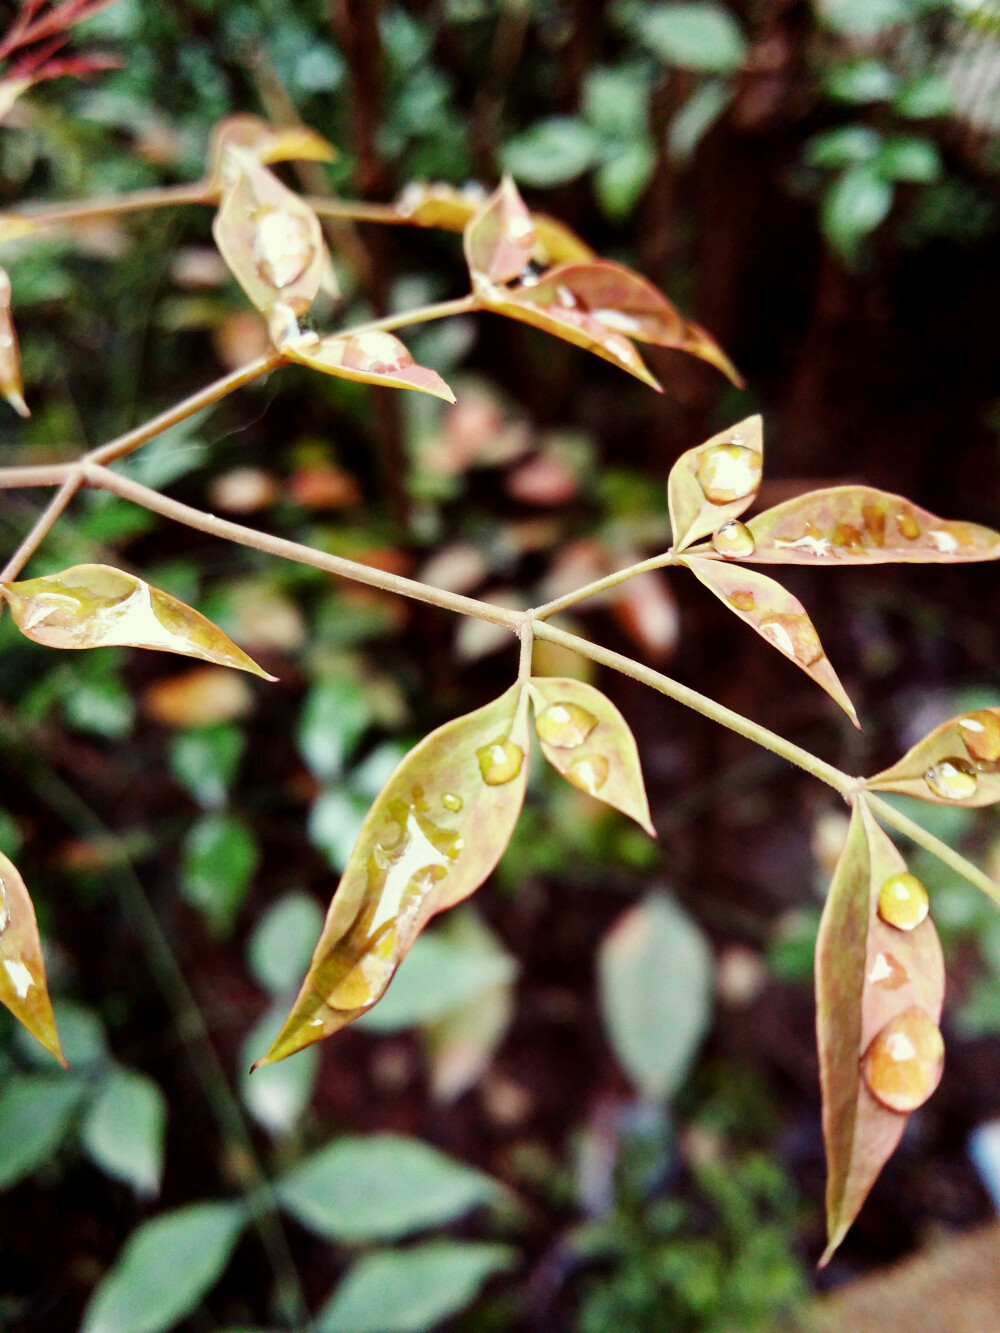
[816, 799, 944, 1264]
[280, 329, 456, 403]
[2, 564, 276, 679]
[682, 555, 859, 725]
[256, 685, 530, 1064]
[0, 851, 64, 1065]
[736, 485, 1000, 565]
[464, 176, 536, 286]
[206, 114, 337, 194]
[668, 415, 763, 552]
[0, 266, 28, 417]
[528, 677, 655, 836]
[866, 705, 1000, 807]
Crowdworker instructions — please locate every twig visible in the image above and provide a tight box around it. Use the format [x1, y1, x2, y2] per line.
[0, 469, 82, 580]
[5, 183, 211, 227]
[864, 791, 1000, 907]
[532, 550, 677, 620]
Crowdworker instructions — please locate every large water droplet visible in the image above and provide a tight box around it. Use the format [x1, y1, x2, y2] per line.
[565, 753, 609, 794]
[253, 208, 314, 289]
[695, 443, 762, 505]
[958, 710, 1000, 766]
[924, 757, 978, 801]
[3, 958, 33, 998]
[896, 509, 921, 541]
[477, 738, 525, 786]
[867, 951, 908, 990]
[757, 613, 823, 666]
[712, 519, 755, 559]
[536, 701, 598, 749]
[877, 872, 930, 931]
[728, 590, 757, 613]
[862, 1006, 944, 1114]
[441, 792, 464, 812]
[343, 330, 410, 374]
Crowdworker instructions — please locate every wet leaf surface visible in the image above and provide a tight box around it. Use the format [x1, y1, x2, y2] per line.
[463, 176, 537, 285]
[816, 799, 945, 1264]
[257, 685, 529, 1064]
[668, 415, 764, 551]
[2, 564, 275, 679]
[205, 114, 337, 194]
[0, 850, 64, 1065]
[681, 555, 859, 725]
[866, 705, 1000, 806]
[0, 266, 28, 417]
[281, 329, 456, 402]
[529, 676, 655, 835]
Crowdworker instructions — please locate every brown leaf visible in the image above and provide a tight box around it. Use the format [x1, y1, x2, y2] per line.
[866, 706, 1000, 806]
[2, 564, 276, 679]
[668, 415, 764, 552]
[280, 329, 456, 403]
[212, 155, 327, 324]
[529, 677, 655, 835]
[0, 266, 28, 417]
[205, 114, 337, 194]
[464, 176, 536, 286]
[682, 555, 859, 726]
[736, 485, 1000, 565]
[0, 851, 64, 1066]
[256, 685, 530, 1064]
[816, 799, 944, 1265]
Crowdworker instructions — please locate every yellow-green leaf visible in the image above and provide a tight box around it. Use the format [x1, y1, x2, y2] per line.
[281, 329, 456, 403]
[256, 685, 530, 1065]
[0, 216, 40, 244]
[739, 485, 1000, 565]
[206, 114, 337, 194]
[528, 676, 655, 836]
[464, 176, 536, 286]
[0, 267, 28, 417]
[866, 705, 1000, 806]
[1, 564, 275, 679]
[668, 415, 763, 552]
[816, 799, 944, 1265]
[681, 556, 858, 726]
[0, 852, 64, 1066]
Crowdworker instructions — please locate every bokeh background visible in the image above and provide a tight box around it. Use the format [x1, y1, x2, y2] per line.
[2, 1, 1000, 1329]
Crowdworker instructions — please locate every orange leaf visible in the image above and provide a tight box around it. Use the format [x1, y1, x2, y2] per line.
[205, 114, 337, 194]
[682, 555, 859, 726]
[0, 851, 64, 1065]
[464, 176, 536, 286]
[0, 266, 28, 417]
[816, 799, 944, 1264]
[281, 329, 456, 403]
[866, 705, 1000, 806]
[668, 415, 763, 552]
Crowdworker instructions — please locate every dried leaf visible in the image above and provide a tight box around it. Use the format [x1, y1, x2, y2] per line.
[1, 564, 276, 679]
[682, 556, 858, 725]
[668, 415, 764, 552]
[816, 799, 944, 1264]
[281, 329, 456, 403]
[737, 485, 1000, 565]
[0, 851, 64, 1066]
[528, 677, 655, 835]
[212, 155, 326, 322]
[866, 705, 1000, 806]
[0, 267, 28, 417]
[206, 114, 337, 194]
[463, 176, 537, 285]
[516, 261, 741, 384]
[256, 685, 530, 1064]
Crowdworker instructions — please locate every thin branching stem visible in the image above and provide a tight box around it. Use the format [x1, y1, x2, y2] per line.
[0, 469, 82, 580]
[518, 621, 533, 679]
[0, 463, 76, 489]
[305, 196, 414, 225]
[6, 182, 212, 227]
[864, 791, 1000, 907]
[532, 550, 677, 620]
[342, 294, 477, 339]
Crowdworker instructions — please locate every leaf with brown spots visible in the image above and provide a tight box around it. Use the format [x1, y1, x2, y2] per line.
[668, 416, 763, 552]
[817, 798, 944, 1265]
[280, 329, 456, 403]
[0, 851, 64, 1065]
[866, 706, 1000, 806]
[681, 556, 858, 725]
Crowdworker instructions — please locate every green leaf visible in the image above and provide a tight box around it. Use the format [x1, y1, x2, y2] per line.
[816, 0, 913, 38]
[632, 3, 748, 74]
[668, 79, 733, 165]
[308, 787, 371, 871]
[317, 1241, 515, 1333]
[805, 126, 883, 168]
[276, 1134, 502, 1242]
[81, 1202, 247, 1333]
[824, 60, 899, 104]
[297, 676, 372, 781]
[0, 1075, 87, 1188]
[248, 892, 324, 996]
[501, 117, 602, 188]
[893, 74, 954, 119]
[594, 139, 657, 221]
[258, 686, 530, 1064]
[0, 851, 64, 1064]
[240, 1005, 319, 1135]
[169, 723, 245, 810]
[598, 893, 712, 1101]
[821, 163, 893, 257]
[81, 1068, 167, 1196]
[180, 813, 258, 935]
[582, 65, 651, 140]
[875, 135, 942, 183]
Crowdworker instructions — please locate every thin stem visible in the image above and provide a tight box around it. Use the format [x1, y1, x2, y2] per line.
[88, 351, 285, 467]
[0, 464, 74, 489]
[85, 463, 524, 630]
[532, 551, 677, 620]
[342, 294, 477, 340]
[864, 791, 1000, 908]
[518, 621, 533, 680]
[530, 618, 856, 795]
[0, 470, 82, 581]
[306, 197, 412, 225]
[7, 183, 211, 228]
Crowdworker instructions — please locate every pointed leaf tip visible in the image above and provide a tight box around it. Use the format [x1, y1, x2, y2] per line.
[281, 329, 457, 402]
[0, 851, 64, 1065]
[0, 266, 28, 418]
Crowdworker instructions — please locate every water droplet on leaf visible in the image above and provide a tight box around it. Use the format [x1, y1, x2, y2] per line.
[477, 738, 525, 786]
[862, 1006, 944, 1113]
[867, 951, 908, 990]
[565, 753, 610, 794]
[441, 792, 464, 812]
[877, 872, 930, 931]
[896, 509, 921, 541]
[862, 505, 886, 547]
[924, 757, 978, 801]
[757, 613, 823, 666]
[695, 443, 762, 505]
[536, 701, 599, 749]
[833, 523, 864, 549]
[253, 208, 315, 288]
[712, 519, 756, 559]
[728, 590, 756, 612]
[958, 710, 1000, 766]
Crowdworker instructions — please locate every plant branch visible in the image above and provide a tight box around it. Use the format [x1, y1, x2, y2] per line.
[306, 197, 411, 225]
[530, 618, 857, 795]
[864, 791, 1000, 908]
[518, 621, 533, 679]
[0, 469, 82, 581]
[5, 182, 211, 228]
[0, 463, 74, 489]
[532, 551, 677, 620]
[342, 294, 477, 340]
